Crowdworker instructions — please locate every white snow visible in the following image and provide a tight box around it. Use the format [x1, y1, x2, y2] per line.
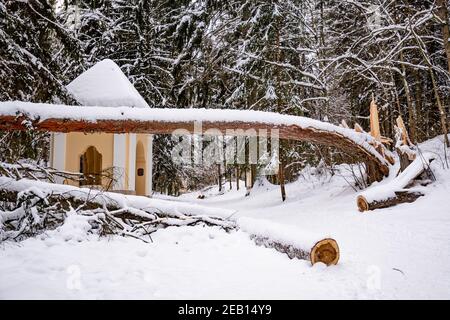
[0, 226, 346, 299]
[237, 217, 332, 251]
[66, 59, 150, 108]
[1, 135, 450, 299]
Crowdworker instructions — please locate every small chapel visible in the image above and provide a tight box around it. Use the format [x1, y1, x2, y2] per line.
[49, 59, 153, 196]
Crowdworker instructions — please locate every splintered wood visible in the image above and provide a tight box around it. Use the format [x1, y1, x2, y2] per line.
[368, 99, 394, 164]
[370, 98, 381, 141]
[395, 116, 417, 172]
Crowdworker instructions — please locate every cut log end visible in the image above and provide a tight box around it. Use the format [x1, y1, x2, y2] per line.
[357, 192, 423, 212]
[357, 195, 369, 212]
[310, 238, 340, 266]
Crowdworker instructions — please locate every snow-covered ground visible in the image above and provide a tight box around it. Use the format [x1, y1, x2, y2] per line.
[1, 135, 450, 299]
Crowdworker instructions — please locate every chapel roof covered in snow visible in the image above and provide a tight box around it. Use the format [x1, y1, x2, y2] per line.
[67, 59, 150, 108]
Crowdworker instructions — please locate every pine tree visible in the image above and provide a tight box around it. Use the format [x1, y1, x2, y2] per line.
[0, 0, 81, 163]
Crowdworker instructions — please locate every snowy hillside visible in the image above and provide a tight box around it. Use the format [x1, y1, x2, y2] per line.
[1, 135, 449, 299]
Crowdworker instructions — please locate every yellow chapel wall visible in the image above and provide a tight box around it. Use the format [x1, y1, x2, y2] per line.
[64, 132, 114, 188]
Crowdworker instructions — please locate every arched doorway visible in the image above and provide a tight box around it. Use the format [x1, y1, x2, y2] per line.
[135, 141, 146, 195]
[80, 146, 102, 186]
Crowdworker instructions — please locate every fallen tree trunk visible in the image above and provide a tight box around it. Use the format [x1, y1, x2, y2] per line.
[357, 191, 424, 212]
[239, 217, 340, 266]
[357, 152, 435, 212]
[251, 235, 340, 266]
[0, 101, 392, 184]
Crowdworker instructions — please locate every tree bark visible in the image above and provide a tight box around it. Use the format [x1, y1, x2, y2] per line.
[413, 69, 424, 141]
[409, 26, 449, 146]
[278, 161, 286, 202]
[244, 167, 247, 188]
[251, 164, 256, 187]
[236, 166, 239, 190]
[437, 0, 450, 73]
[428, 67, 449, 147]
[217, 164, 222, 192]
[399, 53, 416, 143]
[396, 148, 414, 172]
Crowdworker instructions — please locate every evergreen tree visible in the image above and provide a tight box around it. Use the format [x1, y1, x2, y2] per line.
[0, 0, 81, 162]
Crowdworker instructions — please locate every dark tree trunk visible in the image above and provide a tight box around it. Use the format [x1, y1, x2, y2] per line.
[217, 164, 222, 192]
[437, 0, 450, 73]
[278, 161, 286, 202]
